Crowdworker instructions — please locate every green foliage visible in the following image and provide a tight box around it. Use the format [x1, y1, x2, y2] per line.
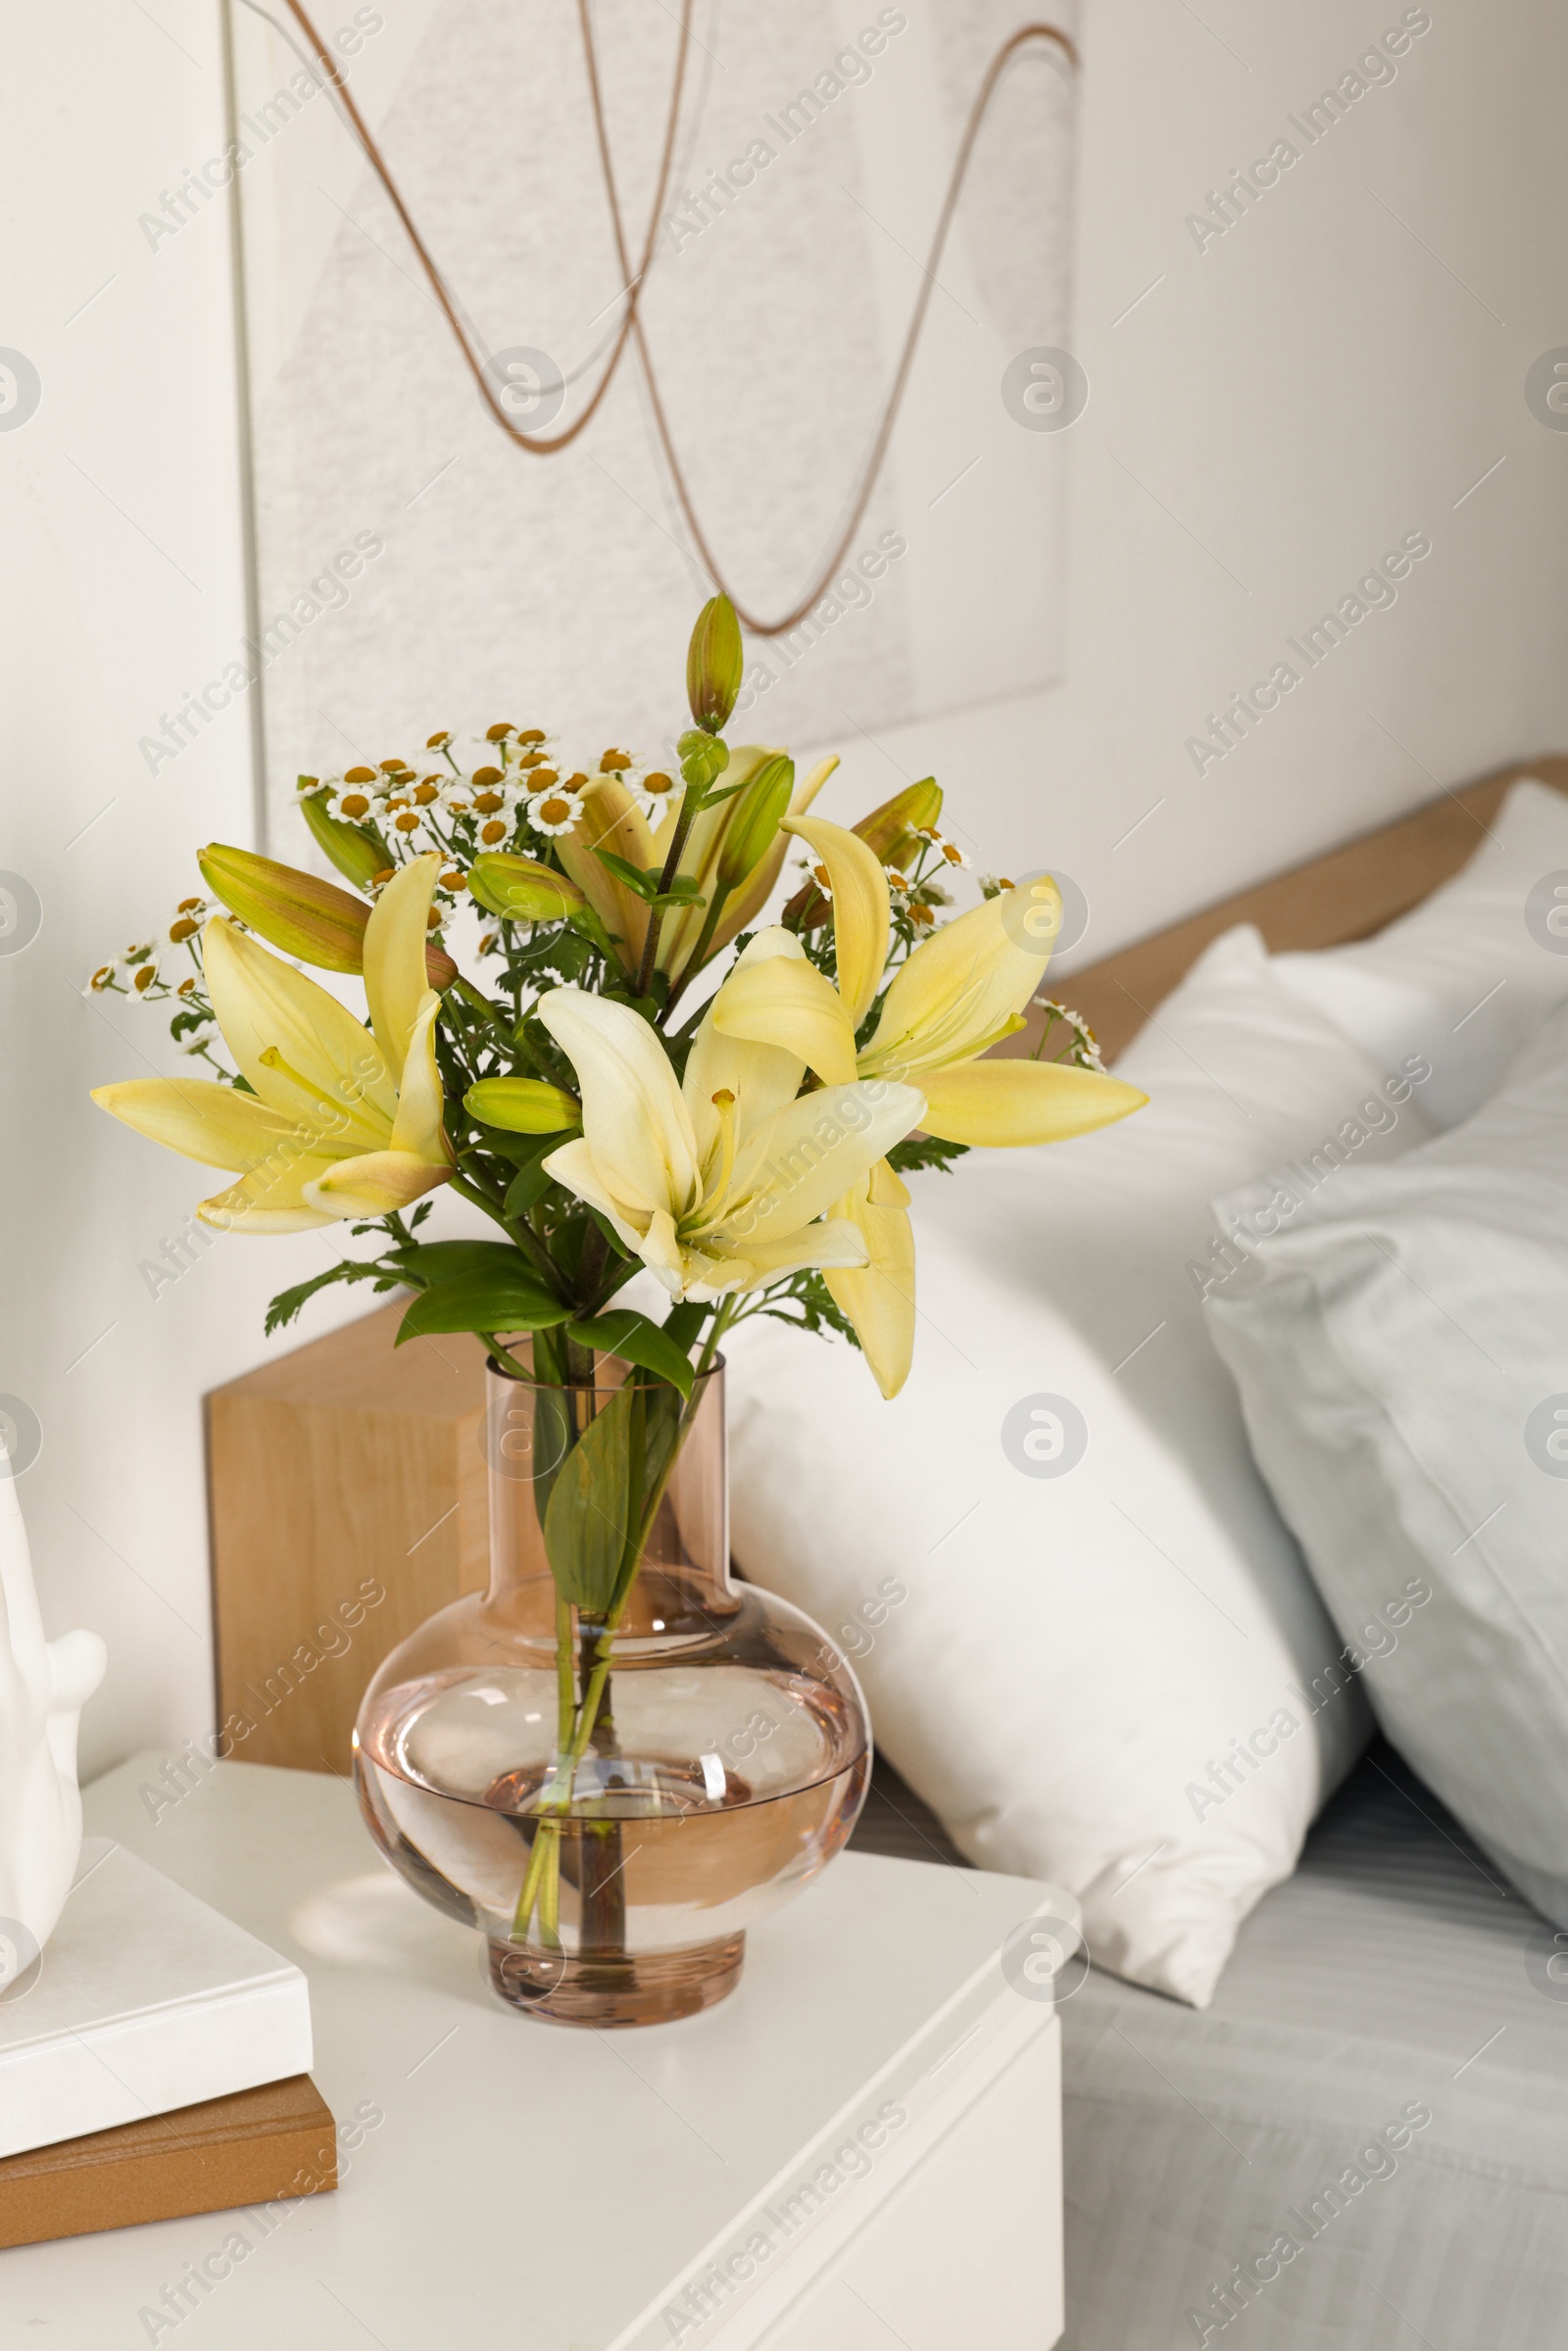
[886, 1134, 970, 1177]
[741, 1270, 862, 1350]
[263, 1257, 402, 1337]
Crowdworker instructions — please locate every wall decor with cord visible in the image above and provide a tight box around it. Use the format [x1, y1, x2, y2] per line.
[219, 0, 1080, 840]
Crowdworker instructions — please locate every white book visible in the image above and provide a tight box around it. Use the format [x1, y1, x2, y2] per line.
[0, 1837, 313, 2158]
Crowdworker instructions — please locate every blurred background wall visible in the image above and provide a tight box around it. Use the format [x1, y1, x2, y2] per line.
[4, 0, 1566, 1776]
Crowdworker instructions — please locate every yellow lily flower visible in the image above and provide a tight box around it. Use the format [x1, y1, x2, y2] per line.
[710, 819, 1146, 1395]
[551, 754, 839, 984]
[92, 855, 454, 1232]
[536, 935, 924, 1301]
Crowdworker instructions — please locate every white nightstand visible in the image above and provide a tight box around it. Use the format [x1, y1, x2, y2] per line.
[10, 1759, 1068, 2349]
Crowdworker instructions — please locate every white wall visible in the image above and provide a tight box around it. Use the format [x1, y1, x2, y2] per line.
[0, 1, 373, 1782]
[806, 0, 1568, 986]
[4, 0, 1566, 1778]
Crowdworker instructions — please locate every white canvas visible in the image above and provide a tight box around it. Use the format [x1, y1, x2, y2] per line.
[221, 0, 1079, 842]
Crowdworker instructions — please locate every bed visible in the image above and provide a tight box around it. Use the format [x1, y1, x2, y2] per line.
[840, 752, 1568, 2350]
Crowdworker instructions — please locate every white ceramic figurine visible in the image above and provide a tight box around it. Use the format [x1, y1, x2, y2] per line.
[0, 1458, 106, 1983]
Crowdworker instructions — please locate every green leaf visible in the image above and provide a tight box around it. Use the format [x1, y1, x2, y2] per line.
[396, 1267, 570, 1344]
[264, 1257, 397, 1337]
[592, 849, 662, 903]
[542, 1386, 636, 1612]
[504, 1141, 560, 1219]
[566, 1309, 694, 1399]
[386, 1240, 532, 1288]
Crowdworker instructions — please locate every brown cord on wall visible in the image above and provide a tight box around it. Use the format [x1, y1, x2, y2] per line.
[278, 0, 1077, 636]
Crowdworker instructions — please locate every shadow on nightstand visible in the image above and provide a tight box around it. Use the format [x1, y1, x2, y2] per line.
[849, 1754, 971, 1871]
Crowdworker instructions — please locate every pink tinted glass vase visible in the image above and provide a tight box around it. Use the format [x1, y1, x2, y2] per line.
[354, 1354, 870, 2026]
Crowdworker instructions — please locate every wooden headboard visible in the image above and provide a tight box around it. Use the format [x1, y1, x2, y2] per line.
[208, 751, 1568, 1774]
[1013, 753, 1568, 1066]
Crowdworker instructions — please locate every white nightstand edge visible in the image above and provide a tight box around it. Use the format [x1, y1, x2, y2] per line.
[612, 1908, 1066, 2351]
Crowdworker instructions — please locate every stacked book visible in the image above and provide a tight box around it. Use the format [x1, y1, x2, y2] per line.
[0, 1838, 331, 2248]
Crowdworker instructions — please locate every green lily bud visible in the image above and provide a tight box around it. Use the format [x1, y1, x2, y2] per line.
[714, 754, 794, 891]
[856, 777, 943, 871]
[783, 777, 946, 930]
[467, 854, 585, 923]
[465, 1077, 580, 1133]
[677, 728, 730, 791]
[299, 790, 390, 892]
[199, 843, 369, 973]
[200, 839, 457, 989]
[686, 594, 744, 733]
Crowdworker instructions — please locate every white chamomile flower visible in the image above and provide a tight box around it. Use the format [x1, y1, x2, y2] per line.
[526, 783, 585, 838]
[916, 826, 969, 870]
[623, 762, 680, 821]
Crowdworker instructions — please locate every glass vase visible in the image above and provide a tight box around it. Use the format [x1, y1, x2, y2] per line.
[354, 1352, 870, 2027]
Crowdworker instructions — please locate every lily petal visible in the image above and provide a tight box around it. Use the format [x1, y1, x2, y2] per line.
[365, 853, 443, 1081]
[539, 1137, 649, 1251]
[203, 917, 397, 1132]
[388, 992, 452, 1164]
[861, 883, 1060, 1079]
[710, 949, 858, 1089]
[90, 1078, 313, 1173]
[683, 929, 808, 1169]
[197, 1155, 346, 1232]
[917, 1058, 1148, 1147]
[538, 989, 700, 1221]
[720, 1078, 924, 1243]
[556, 781, 653, 977]
[824, 1158, 915, 1399]
[300, 1150, 453, 1217]
[711, 1215, 870, 1292]
[781, 815, 889, 1028]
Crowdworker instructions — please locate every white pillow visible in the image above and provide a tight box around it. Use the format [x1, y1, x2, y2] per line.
[1205, 998, 1568, 1930]
[1272, 778, 1568, 1128]
[727, 925, 1436, 2006]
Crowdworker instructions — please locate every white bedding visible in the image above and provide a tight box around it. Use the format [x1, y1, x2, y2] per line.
[1060, 1747, 1568, 2348]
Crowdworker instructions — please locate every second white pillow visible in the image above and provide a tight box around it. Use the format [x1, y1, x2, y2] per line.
[727, 925, 1435, 2006]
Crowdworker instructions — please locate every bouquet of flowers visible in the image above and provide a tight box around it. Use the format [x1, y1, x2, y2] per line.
[90, 598, 1142, 1952]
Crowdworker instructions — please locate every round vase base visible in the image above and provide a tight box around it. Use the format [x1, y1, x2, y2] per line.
[485, 1932, 747, 2027]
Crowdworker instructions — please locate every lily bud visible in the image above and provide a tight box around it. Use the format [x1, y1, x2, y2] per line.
[467, 853, 585, 923]
[714, 754, 794, 892]
[783, 777, 945, 930]
[199, 844, 369, 973]
[856, 777, 943, 871]
[464, 1077, 580, 1134]
[686, 594, 744, 733]
[677, 728, 730, 792]
[300, 790, 391, 891]
[200, 840, 458, 990]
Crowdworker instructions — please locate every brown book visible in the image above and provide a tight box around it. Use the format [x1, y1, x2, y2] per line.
[0, 2076, 336, 2250]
